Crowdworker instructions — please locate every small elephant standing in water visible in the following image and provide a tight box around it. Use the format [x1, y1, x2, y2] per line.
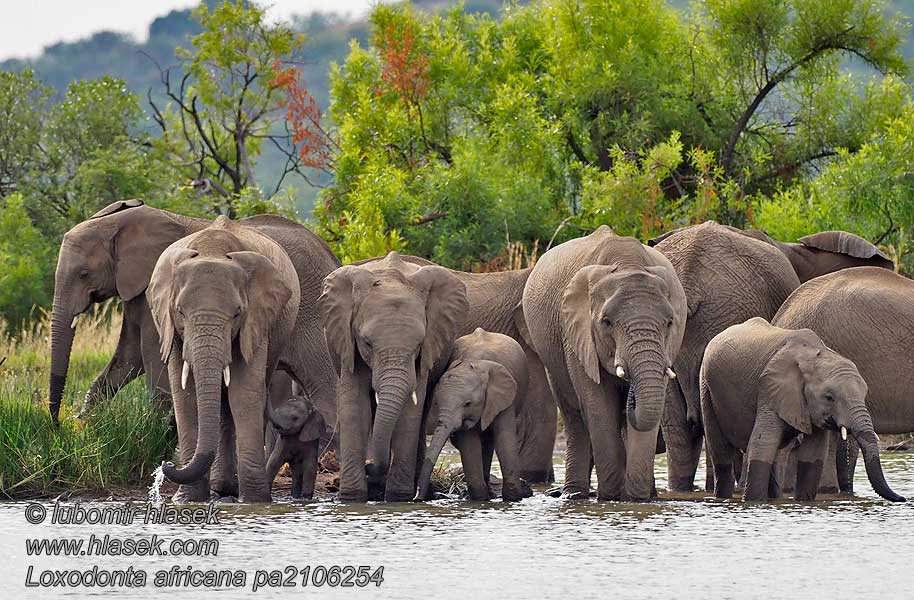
[417, 329, 529, 501]
[266, 395, 327, 500]
[700, 318, 905, 502]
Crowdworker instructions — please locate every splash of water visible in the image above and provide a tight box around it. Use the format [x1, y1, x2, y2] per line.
[148, 465, 165, 504]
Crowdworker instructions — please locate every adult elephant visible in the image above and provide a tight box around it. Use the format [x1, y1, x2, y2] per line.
[47, 201, 338, 439]
[648, 222, 800, 491]
[522, 226, 687, 500]
[319, 252, 470, 502]
[773, 267, 914, 494]
[353, 254, 558, 483]
[147, 216, 300, 502]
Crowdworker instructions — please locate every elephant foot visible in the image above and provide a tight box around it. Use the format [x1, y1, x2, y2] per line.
[238, 492, 272, 503]
[545, 486, 563, 498]
[211, 480, 239, 498]
[667, 475, 698, 492]
[211, 495, 238, 503]
[385, 488, 418, 502]
[338, 490, 369, 503]
[818, 485, 840, 494]
[839, 483, 855, 494]
[518, 468, 554, 484]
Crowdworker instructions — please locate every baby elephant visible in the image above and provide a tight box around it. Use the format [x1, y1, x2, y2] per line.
[266, 395, 326, 499]
[701, 317, 904, 502]
[417, 329, 529, 501]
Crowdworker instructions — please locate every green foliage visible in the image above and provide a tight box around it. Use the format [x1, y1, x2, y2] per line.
[0, 195, 54, 332]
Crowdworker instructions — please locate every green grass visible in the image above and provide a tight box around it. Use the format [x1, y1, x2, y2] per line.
[0, 309, 176, 499]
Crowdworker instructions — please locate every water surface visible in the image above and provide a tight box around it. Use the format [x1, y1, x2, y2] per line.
[2, 453, 912, 599]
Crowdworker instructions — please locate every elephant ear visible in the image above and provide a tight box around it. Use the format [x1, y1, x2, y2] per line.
[480, 360, 517, 431]
[113, 208, 189, 301]
[798, 231, 892, 265]
[759, 343, 813, 435]
[298, 406, 326, 443]
[561, 264, 616, 384]
[147, 246, 199, 361]
[90, 199, 144, 219]
[226, 251, 294, 364]
[319, 266, 368, 376]
[408, 266, 469, 373]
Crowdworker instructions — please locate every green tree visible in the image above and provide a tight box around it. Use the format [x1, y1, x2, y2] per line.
[0, 194, 54, 332]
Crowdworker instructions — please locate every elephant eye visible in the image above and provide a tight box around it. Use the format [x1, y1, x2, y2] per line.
[667, 319, 674, 329]
[234, 307, 242, 319]
[825, 392, 835, 403]
[601, 316, 612, 327]
[78, 269, 89, 279]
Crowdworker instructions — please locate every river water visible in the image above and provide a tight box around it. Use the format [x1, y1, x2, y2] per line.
[2, 452, 912, 599]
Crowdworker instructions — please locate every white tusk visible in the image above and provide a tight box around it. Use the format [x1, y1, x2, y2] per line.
[615, 366, 625, 379]
[412, 390, 418, 406]
[841, 426, 847, 441]
[875, 433, 880, 442]
[181, 361, 190, 390]
[666, 367, 677, 380]
[223, 366, 231, 387]
[71, 316, 78, 330]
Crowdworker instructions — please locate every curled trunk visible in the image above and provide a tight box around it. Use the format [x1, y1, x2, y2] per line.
[625, 337, 668, 432]
[416, 426, 452, 500]
[365, 356, 416, 485]
[162, 324, 228, 485]
[850, 407, 905, 502]
[48, 293, 76, 423]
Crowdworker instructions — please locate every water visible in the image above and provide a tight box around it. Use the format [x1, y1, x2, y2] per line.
[3, 453, 913, 599]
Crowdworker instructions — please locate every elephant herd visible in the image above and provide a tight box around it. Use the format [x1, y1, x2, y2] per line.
[48, 200, 912, 504]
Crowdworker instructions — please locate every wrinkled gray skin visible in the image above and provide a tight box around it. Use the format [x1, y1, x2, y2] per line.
[266, 395, 326, 499]
[417, 329, 529, 501]
[319, 252, 469, 502]
[48, 201, 339, 496]
[774, 267, 914, 495]
[701, 318, 904, 502]
[147, 217, 301, 503]
[522, 226, 687, 501]
[353, 254, 557, 484]
[649, 222, 800, 492]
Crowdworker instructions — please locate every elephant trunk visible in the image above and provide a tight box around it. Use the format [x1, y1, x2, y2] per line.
[48, 290, 78, 423]
[625, 335, 669, 433]
[265, 395, 291, 433]
[365, 352, 417, 486]
[849, 407, 905, 502]
[416, 425, 453, 500]
[161, 318, 230, 485]
[836, 436, 851, 493]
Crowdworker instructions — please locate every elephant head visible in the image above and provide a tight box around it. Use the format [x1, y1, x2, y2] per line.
[267, 394, 326, 442]
[319, 252, 469, 486]
[48, 200, 189, 421]
[761, 331, 905, 502]
[562, 264, 685, 432]
[416, 359, 517, 499]
[148, 241, 293, 484]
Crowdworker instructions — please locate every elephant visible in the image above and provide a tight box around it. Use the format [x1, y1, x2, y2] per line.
[416, 328, 529, 502]
[700, 317, 905, 502]
[353, 254, 557, 483]
[266, 394, 326, 500]
[319, 251, 470, 502]
[522, 225, 687, 501]
[47, 200, 339, 495]
[773, 267, 914, 494]
[648, 221, 801, 491]
[147, 216, 301, 502]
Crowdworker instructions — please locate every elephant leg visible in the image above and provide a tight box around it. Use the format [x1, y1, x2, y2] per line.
[586, 387, 627, 501]
[743, 407, 784, 501]
[662, 380, 702, 492]
[385, 387, 425, 502]
[81, 299, 145, 416]
[453, 430, 490, 501]
[167, 354, 209, 502]
[794, 429, 829, 501]
[734, 452, 746, 489]
[210, 393, 238, 497]
[338, 367, 371, 502]
[560, 403, 593, 498]
[301, 442, 319, 500]
[138, 296, 171, 411]
[701, 392, 738, 499]
[492, 411, 524, 501]
[482, 438, 495, 483]
[227, 362, 270, 503]
[291, 456, 304, 499]
[818, 432, 840, 494]
[518, 350, 557, 483]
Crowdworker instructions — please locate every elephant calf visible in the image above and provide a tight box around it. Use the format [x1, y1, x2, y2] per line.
[417, 329, 530, 502]
[266, 395, 326, 500]
[700, 317, 904, 502]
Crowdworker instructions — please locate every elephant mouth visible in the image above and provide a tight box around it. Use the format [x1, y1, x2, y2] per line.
[824, 416, 838, 431]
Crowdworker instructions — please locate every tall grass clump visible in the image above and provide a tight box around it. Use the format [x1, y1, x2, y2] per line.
[0, 305, 175, 498]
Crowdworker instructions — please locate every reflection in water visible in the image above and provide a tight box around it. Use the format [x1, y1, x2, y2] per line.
[3, 453, 914, 599]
